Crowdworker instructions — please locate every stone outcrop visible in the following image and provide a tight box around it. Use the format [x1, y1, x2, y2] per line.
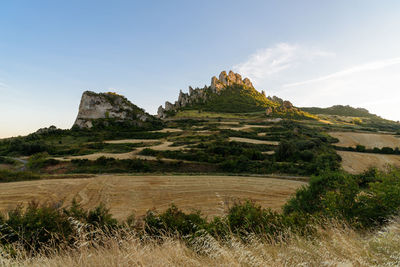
[210, 70, 254, 93]
[157, 70, 255, 118]
[265, 96, 298, 116]
[73, 91, 151, 128]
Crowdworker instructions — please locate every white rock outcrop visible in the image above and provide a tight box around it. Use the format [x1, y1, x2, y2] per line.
[73, 91, 151, 128]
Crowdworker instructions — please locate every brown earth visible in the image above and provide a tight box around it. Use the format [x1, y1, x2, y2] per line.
[330, 132, 400, 149]
[337, 151, 400, 174]
[0, 175, 304, 220]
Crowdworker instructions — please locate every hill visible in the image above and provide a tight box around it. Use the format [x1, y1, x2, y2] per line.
[73, 91, 161, 129]
[157, 71, 315, 119]
[301, 105, 378, 118]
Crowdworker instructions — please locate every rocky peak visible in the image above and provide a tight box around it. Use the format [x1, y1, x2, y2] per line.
[211, 70, 254, 92]
[73, 91, 151, 128]
[157, 71, 258, 118]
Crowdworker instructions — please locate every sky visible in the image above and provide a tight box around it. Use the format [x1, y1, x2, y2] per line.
[1, 0, 400, 138]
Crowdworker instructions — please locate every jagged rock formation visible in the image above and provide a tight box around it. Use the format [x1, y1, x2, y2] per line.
[157, 70, 258, 118]
[210, 70, 254, 92]
[264, 96, 300, 116]
[73, 91, 152, 128]
[157, 85, 209, 118]
[157, 70, 307, 119]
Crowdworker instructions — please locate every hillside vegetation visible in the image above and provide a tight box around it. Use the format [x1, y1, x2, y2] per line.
[302, 105, 378, 118]
[186, 84, 278, 113]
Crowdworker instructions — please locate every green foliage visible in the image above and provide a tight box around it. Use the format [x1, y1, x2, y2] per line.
[86, 203, 118, 228]
[224, 201, 287, 236]
[0, 170, 40, 183]
[70, 157, 218, 174]
[284, 168, 400, 228]
[144, 204, 207, 237]
[301, 105, 377, 118]
[0, 200, 121, 253]
[0, 156, 16, 165]
[186, 84, 278, 113]
[335, 145, 400, 155]
[0, 202, 73, 252]
[27, 152, 59, 171]
[356, 145, 366, 152]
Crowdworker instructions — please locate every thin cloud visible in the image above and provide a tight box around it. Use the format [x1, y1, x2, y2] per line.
[233, 43, 334, 83]
[283, 57, 400, 88]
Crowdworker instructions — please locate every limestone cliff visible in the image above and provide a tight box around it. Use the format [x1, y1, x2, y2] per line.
[73, 91, 152, 128]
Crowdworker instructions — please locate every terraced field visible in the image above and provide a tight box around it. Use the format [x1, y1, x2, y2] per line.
[0, 175, 305, 220]
[330, 131, 400, 149]
[338, 151, 400, 174]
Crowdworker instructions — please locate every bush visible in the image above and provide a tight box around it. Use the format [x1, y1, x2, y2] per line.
[0, 201, 121, 253]
[87, 203, 118, 229]
[144, 204, 207, 237]
[0, 202, 73, 252]
[284, 168, 400, 228]
[0, 170, 40, 183]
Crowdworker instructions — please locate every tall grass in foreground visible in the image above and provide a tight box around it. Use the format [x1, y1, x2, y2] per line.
[1, 217, 399, 267]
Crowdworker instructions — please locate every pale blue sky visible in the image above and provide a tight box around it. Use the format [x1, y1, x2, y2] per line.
[1, 1, 400, 137]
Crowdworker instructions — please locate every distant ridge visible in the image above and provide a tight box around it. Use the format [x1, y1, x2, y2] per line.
[301, 105, 378, 118]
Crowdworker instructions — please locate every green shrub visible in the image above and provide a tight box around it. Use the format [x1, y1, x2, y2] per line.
[0, 202, 73, 252]
[0, 170, 40, 183]
[87, 203, 118, 229]
[144, 204, 207, 237]
[284, 168, 400, 228]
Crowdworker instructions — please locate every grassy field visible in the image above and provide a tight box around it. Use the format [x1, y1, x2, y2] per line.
[338, 151, 400, 174]
[329, 131, 400, 148]
[4, 217, 400, 266]
[0, 175, 305, 220]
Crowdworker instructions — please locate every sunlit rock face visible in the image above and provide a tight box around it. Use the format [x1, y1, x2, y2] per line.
[73, 91, 151, 128]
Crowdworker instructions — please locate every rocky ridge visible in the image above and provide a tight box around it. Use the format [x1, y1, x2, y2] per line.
[157, 70, 300, 118]
[157, 70, 258, 118]
[73, 91, 152, 128]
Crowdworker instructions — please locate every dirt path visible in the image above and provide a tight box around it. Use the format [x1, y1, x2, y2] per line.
[0, 175, 305, 220]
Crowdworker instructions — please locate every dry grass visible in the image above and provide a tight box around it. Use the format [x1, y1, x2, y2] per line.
[103, 139, 160, 144]
[338, 151, 400, 174]
[219, 125, 271, 131]
[152, 128, 183, 133]
[0, 175, 304, 220]
[229, 137, 279, 145]
[55, 141, 187, 161]
[329, 131, 400, 149]
[2, 218, 400, 266]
